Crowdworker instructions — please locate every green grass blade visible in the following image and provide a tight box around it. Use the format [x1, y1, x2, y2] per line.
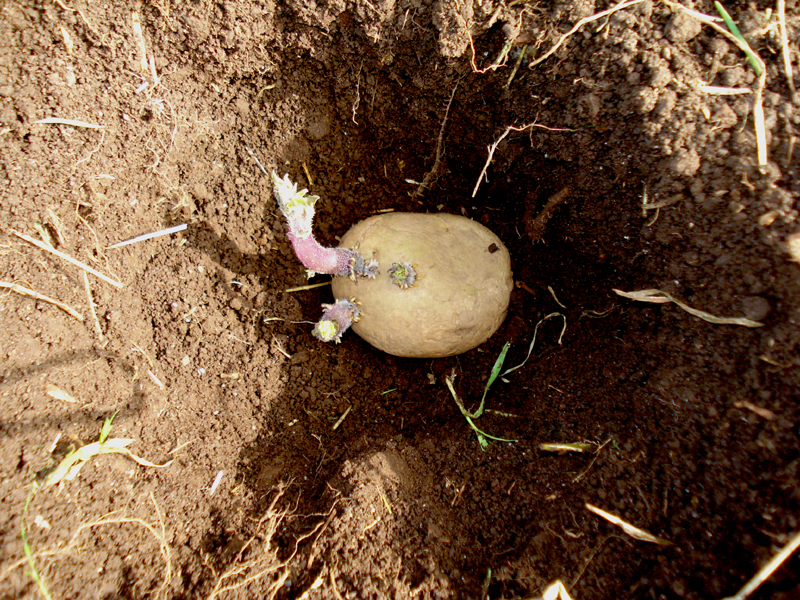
[475, 342, 511, 418]
[446, 345, 518, 450]
[465, 416, 517, 451]
[714, 2, 763, 76]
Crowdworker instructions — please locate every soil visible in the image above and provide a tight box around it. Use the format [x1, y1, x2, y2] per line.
[1, 0, 800, 599]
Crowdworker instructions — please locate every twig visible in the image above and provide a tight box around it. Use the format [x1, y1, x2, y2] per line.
[539, 442, 593, 452]
[10, 229, 124, 289]
[46, 208, 67, 246]
[302, 161, 314, 187]
[283, 281, 331, 293]
[472, 123, 574, 198]
[0, 281, 83, 322]
[641, 184, 680, 216]
[733, 400, 775, 421]
[332, 406, 352, 430]
[548, 286, 567, 309]
[722, 530, 800, 600]
[777, 0, 796, 97]
[413, 83, 458, 198]
[82, 271, 103, 340]
[528, 187, 570, 242]
[528, 0, 646, 69]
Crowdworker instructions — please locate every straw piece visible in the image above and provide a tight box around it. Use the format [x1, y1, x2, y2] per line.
[131, 11, 149, 76]
[10, 229, 123, 289]
[586, 503, 672, 545]
[698, 85, 751, 95]
[108, 223, 187, 249]
[34, 117, 104, 129]
[777, 0, 796, 96]
[283, 281, 331, 293]
[614, 289, 762, 327]
[0, 281, 84, 322]
[723, 530, 800, 600]
[82, 271, 104, 341]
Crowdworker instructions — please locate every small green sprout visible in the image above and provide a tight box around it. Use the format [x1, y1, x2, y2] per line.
[21, 485, 53, 600]
[43, 412, 171, 489]
[445, 342, 517, 450]
[98, 411, 116, 443]
[388, 262, 417, 288]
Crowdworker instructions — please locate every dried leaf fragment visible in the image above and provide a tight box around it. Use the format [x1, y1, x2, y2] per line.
[613, 289, 763, 327]
[45, 383, 77, 403]
[586, 503, 672, 545]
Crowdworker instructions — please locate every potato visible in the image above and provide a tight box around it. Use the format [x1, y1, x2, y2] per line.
[331, 212, 513, 358]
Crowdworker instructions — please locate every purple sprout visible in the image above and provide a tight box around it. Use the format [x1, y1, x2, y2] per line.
[272, 173, 378, 280]
[313, 298, 362, 343]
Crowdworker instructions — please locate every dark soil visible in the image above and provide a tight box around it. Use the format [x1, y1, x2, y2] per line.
[1, 0, 800, 599]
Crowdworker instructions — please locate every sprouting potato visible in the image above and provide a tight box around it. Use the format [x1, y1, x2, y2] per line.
[272, 174, 513, 357]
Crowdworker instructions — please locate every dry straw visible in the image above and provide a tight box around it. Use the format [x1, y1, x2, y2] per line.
[10, 229, 123, 289]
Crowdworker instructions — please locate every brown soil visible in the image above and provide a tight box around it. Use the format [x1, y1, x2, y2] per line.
[1, 1, 800, 599]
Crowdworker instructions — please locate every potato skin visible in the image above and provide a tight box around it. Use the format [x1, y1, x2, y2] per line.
[331, 213, 512, 358]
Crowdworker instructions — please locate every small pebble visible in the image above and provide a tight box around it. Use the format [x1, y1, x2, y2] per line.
[742, 297, 770, 322]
